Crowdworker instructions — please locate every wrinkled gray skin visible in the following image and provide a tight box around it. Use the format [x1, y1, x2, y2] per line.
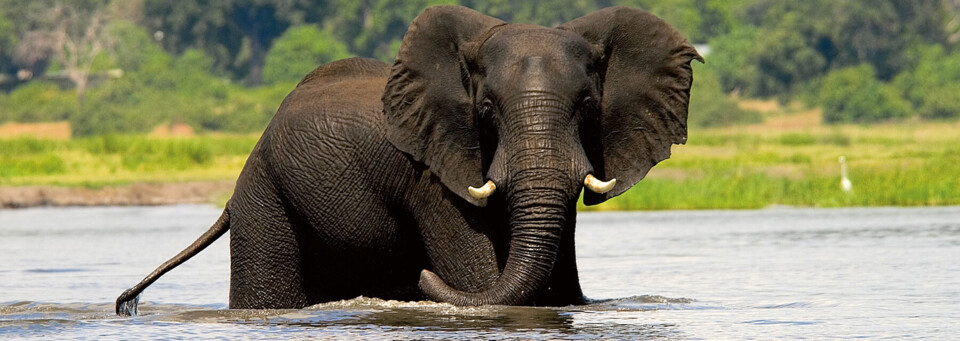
[116, 5, 701, 314]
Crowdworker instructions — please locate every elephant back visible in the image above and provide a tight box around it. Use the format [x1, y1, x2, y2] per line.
[297, 57, 390, 88]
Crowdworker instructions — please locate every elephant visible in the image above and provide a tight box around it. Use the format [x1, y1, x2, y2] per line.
[115, 5, 701, 315]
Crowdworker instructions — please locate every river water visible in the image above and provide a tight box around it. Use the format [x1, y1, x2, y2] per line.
[1, 205, 958, 339]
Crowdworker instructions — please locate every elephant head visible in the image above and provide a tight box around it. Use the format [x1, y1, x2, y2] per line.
[383, 6, 702, 305]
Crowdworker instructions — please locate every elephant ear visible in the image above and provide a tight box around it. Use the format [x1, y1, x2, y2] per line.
[559, 7, 703, 205]
[382, 6, 505, 206]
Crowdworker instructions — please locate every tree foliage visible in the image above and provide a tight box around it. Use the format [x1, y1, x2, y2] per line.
[323, 0, 457, 60]
[713, 0, 954, 99]
[610, 0, 750, 43]
[140, 0, 327, 85]
[0, 10, 18, 85]
[0, 81, 76, 122]
[3, 0, 960, 135]
[818, 64, 909, 124]
[893, 45, 960, 120]
[688, 63, 761, 127]
[262, 25, 350, 84]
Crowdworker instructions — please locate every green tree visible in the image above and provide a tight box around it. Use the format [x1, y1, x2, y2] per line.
[0, 0, 53, 77]
[0, 10, 18, 88]
[730, 0, 952, 99]
[688, 63, 761, 127]
[748, 12, 827, 99]
[0, 81, 76, 122]
[704, 26, 757, 94]
[106, 20, 167, 72]
[141, 0, 328, 85]
[326, 0, 456, 61]
[608, 0, 750, 42]
[819, 64, 909, 124]
[463, 0, 600, 26]
[611, 0, 701, 41]
[894, 45, 960, 120]
[693, 0, 750, 40]
[5, 0, 114, 105]
[262, 25, 350, 85]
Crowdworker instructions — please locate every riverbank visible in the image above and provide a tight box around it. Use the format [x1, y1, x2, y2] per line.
[3, 106, 960, 210]
[0, 181, 234, 208]
[589, 106, 960, 210]
[0, 134, 252, 208]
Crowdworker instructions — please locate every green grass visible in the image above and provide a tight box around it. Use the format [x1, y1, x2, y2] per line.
[589, 164, 960, 210]
[0, 134, 258, 187]
[585, 120, 960, 210]
[3, 119, 960, 210]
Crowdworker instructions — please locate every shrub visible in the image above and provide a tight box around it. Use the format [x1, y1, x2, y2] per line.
[0, 154, 66, 177]
[819, 64, 909, 124]
[707, 26, 759, 94]
[0, 82, 77, 123]
[893, 45, 960, 120]
[688, 63, 762, 127]
[779, 132, 850, 146]
[915, 85, 960, 120]
[107, 20, 168, 72]
[70, 48, 252, 136]
[262, 25, 352, 85]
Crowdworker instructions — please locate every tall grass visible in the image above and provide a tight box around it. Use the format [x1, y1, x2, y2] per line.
[3, 120, 960, 209]
[589, 162, 960, 210]
[0, 135, 258, 187]
[585, 121, 960, 210]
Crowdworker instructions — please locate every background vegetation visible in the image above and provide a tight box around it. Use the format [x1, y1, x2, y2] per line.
[2, 0, 956, 136]
[1, 0, 960, 209]
[0, 135, 257, 187]
[587, 109, 960, 210]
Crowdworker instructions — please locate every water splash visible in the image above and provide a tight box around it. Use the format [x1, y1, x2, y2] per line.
[115, 294, 139, 317]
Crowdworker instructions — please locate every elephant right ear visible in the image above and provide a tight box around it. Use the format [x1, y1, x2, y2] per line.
[382, 6, 504, 206]
[560, 7, 703, 205]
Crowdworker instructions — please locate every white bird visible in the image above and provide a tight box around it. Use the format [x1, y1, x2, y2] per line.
[838, 156, 852, 193]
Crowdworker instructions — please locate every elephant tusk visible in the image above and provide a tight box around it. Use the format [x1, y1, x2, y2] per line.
[468, 180, 497, 199]
[584, 174, 616, 194]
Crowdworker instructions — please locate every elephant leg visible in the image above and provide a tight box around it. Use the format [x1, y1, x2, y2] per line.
[412, 180, 503, 293]
[227, 194, 309, 309]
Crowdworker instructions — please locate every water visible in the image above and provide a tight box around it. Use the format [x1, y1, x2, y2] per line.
[1, 205, 958, 339]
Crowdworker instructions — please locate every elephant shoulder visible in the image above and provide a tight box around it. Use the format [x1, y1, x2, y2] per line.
[262, 57, 395, 173]
[272, 57, 390, 131]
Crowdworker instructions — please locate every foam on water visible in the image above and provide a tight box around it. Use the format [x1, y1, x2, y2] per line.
[0, 296, 701, 340]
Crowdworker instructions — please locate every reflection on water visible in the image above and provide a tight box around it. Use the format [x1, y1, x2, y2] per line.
[1, 205, 959, 339]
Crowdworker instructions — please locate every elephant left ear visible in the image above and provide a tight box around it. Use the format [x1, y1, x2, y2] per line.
[559, 7, 703, 205]
[382, 6, 504, 207]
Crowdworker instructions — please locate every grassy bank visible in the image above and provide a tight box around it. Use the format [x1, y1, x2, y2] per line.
[0, 134, 258, 187]
[589, 109, 960, 210]
[2, 113, 959, 210]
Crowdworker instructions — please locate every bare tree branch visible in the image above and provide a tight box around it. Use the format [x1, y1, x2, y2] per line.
[45, 2, 113, 105]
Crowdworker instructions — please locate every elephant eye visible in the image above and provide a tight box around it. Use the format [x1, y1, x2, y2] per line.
[581, 95, 598, 109]
[478, 98, 495, 119]
[578, 94, 600, 121]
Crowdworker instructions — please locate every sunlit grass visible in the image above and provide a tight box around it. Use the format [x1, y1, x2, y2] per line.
[586, 118, 960, 210]
[3, 115, 960, 210]
[0, 134, 257, 187]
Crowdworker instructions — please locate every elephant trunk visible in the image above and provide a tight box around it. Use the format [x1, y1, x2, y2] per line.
[420, 93, 584, 305]
[420, 184, 569, 306]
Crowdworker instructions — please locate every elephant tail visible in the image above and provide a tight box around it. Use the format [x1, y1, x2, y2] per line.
[115, 209, 231, 316]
